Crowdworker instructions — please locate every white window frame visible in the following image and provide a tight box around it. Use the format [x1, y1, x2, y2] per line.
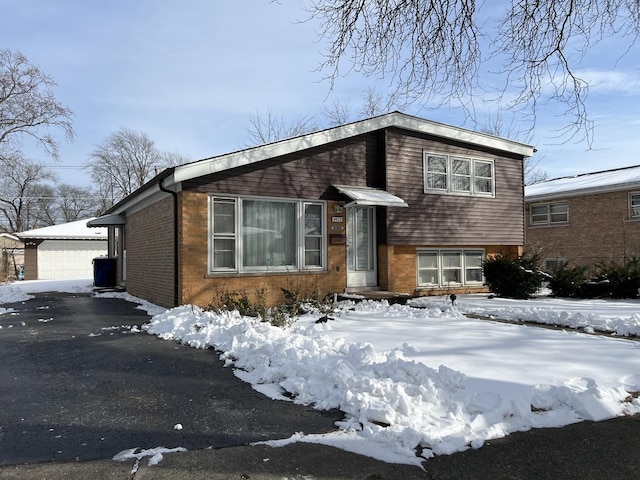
[417, 249, 485, 288]
[543, 258, 567, 273]
[423, 152, 495, 197]
[530, 201, 569, 226]
[629, 193, 640, 220]
[209, 195, 326, 273]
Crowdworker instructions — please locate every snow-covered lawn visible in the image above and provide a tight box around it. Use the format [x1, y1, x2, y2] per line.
[2, 280, 640, 467]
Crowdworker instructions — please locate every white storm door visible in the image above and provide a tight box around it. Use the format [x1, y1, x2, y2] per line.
[346, 206, 377, 288]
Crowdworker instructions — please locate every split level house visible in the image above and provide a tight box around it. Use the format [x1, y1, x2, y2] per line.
[88, 112, 535, 308]
[525, 165, 640, 272]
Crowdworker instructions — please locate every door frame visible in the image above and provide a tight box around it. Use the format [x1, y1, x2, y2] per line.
[346, 205, 378, 289]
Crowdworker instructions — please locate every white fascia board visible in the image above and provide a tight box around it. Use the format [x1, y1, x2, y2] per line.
[525, 182, 640, 202]
[170, 113, 535, 186]
[109, 172, 180, 216]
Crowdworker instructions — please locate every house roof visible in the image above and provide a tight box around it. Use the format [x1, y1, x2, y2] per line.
[0, 233, 21, 242]
[17, 218, 108, 240]
[102, 112, 536, 217]
[525, 164, 640, 201]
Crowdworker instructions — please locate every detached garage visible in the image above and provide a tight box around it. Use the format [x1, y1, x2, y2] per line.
[18, 218, 107, 280]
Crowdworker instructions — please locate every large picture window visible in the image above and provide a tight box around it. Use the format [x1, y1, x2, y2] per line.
[210, 196, 325, 273]
[417, 249, 485, 287]
[424, 153, 495, 196]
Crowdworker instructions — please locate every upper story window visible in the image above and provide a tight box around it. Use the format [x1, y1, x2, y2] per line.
[210, 196, 325, 273]
[630, 194, 640, 220]
[424, 153, 495, 197]
[530, 201, 568, 226]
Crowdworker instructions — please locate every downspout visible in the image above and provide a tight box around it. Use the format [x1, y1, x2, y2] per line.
[159, 176, 179, 307]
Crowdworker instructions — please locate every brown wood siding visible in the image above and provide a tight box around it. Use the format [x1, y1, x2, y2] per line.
[23, 240, 41, 280]
[384, 129, 525, 246]
[125, 197, 175, 307]
[182, 134, 382, 199]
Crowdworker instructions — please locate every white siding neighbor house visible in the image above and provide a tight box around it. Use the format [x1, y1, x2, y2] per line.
[18, 218, 108, 280]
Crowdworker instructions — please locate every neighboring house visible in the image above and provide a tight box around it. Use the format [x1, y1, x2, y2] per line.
[525, 165, 640, 272]
[0, 233, 24, 281]
[89, 112, 534, 308]
[17, 219, 108, 280]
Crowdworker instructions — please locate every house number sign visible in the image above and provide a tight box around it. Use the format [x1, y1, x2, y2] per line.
[331, 216, 343, 223]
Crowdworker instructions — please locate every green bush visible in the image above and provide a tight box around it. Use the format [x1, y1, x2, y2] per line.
[547, 264, 589, 298]
[593, 257, 640, 299]
[482, 253, 544, 299]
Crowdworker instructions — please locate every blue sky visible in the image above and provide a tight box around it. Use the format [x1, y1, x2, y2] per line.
[1, 0, 639, 186]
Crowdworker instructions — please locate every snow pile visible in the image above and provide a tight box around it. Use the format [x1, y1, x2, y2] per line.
[416, 295, 640, 337]
[144, 300, 640, 465]
[0, 284, 33, 305]
[95, 290, 167, 316]
[113, 446, 187, 472]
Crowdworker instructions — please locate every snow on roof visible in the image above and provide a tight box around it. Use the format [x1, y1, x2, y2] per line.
[0, 233, 21, 242]
[17, 218, 108, 240]
[525, 164, 640, 201]
[333, 185, 409, 207]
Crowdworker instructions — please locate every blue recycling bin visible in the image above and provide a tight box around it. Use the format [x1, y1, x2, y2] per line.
[93, 257, 116, 288]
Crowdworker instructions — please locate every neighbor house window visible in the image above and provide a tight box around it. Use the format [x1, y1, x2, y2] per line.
[209, 196, 325, 273]
[630, 194, 640, 219]
[543, 258, 567, 273]
[530, 202, 568, 226]
[424, 153, 494, 196]
[417, 249, 485, 287]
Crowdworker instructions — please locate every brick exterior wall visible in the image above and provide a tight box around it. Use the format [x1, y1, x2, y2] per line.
[125, 197, 175, 307]
[171, 190, 518, 305]
[526, 190, 640, 271]
[177, 191, 348, 308]
[384, 244, 518, 296]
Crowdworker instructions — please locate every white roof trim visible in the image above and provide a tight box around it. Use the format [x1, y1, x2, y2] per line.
[334, 185, 409, 208]
[0, 233, 20, 242]
[171, 112, 534, 187]
[525, 165, 640, 201]
[17, 218, 108, 240]
[87, 214, 126, 227]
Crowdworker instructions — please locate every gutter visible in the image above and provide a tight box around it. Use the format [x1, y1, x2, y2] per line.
[159, 177, 179, 307]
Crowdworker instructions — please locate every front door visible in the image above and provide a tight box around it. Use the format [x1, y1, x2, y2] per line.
[346, 206, 377, 288]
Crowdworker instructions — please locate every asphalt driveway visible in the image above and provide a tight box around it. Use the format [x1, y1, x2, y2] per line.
[0, 292, 342, 466]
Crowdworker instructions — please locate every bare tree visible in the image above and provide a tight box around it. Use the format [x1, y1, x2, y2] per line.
[245, 108, 317, 146]
[321, 98, 352, 126]
[160, 151, 190, 168]
[54, 183, 103, 221]
[306, 0, 639, 145]
[86, 128, 165, 207]
[0, 154, 55, 232]
[478, 110, 548, 186]
[0, 49, 74, 160]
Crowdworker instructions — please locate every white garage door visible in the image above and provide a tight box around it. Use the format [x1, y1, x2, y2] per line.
[38, 240, 108, 280]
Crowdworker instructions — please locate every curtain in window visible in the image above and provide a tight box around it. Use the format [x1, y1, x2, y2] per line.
[243, 200, 296, 268]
